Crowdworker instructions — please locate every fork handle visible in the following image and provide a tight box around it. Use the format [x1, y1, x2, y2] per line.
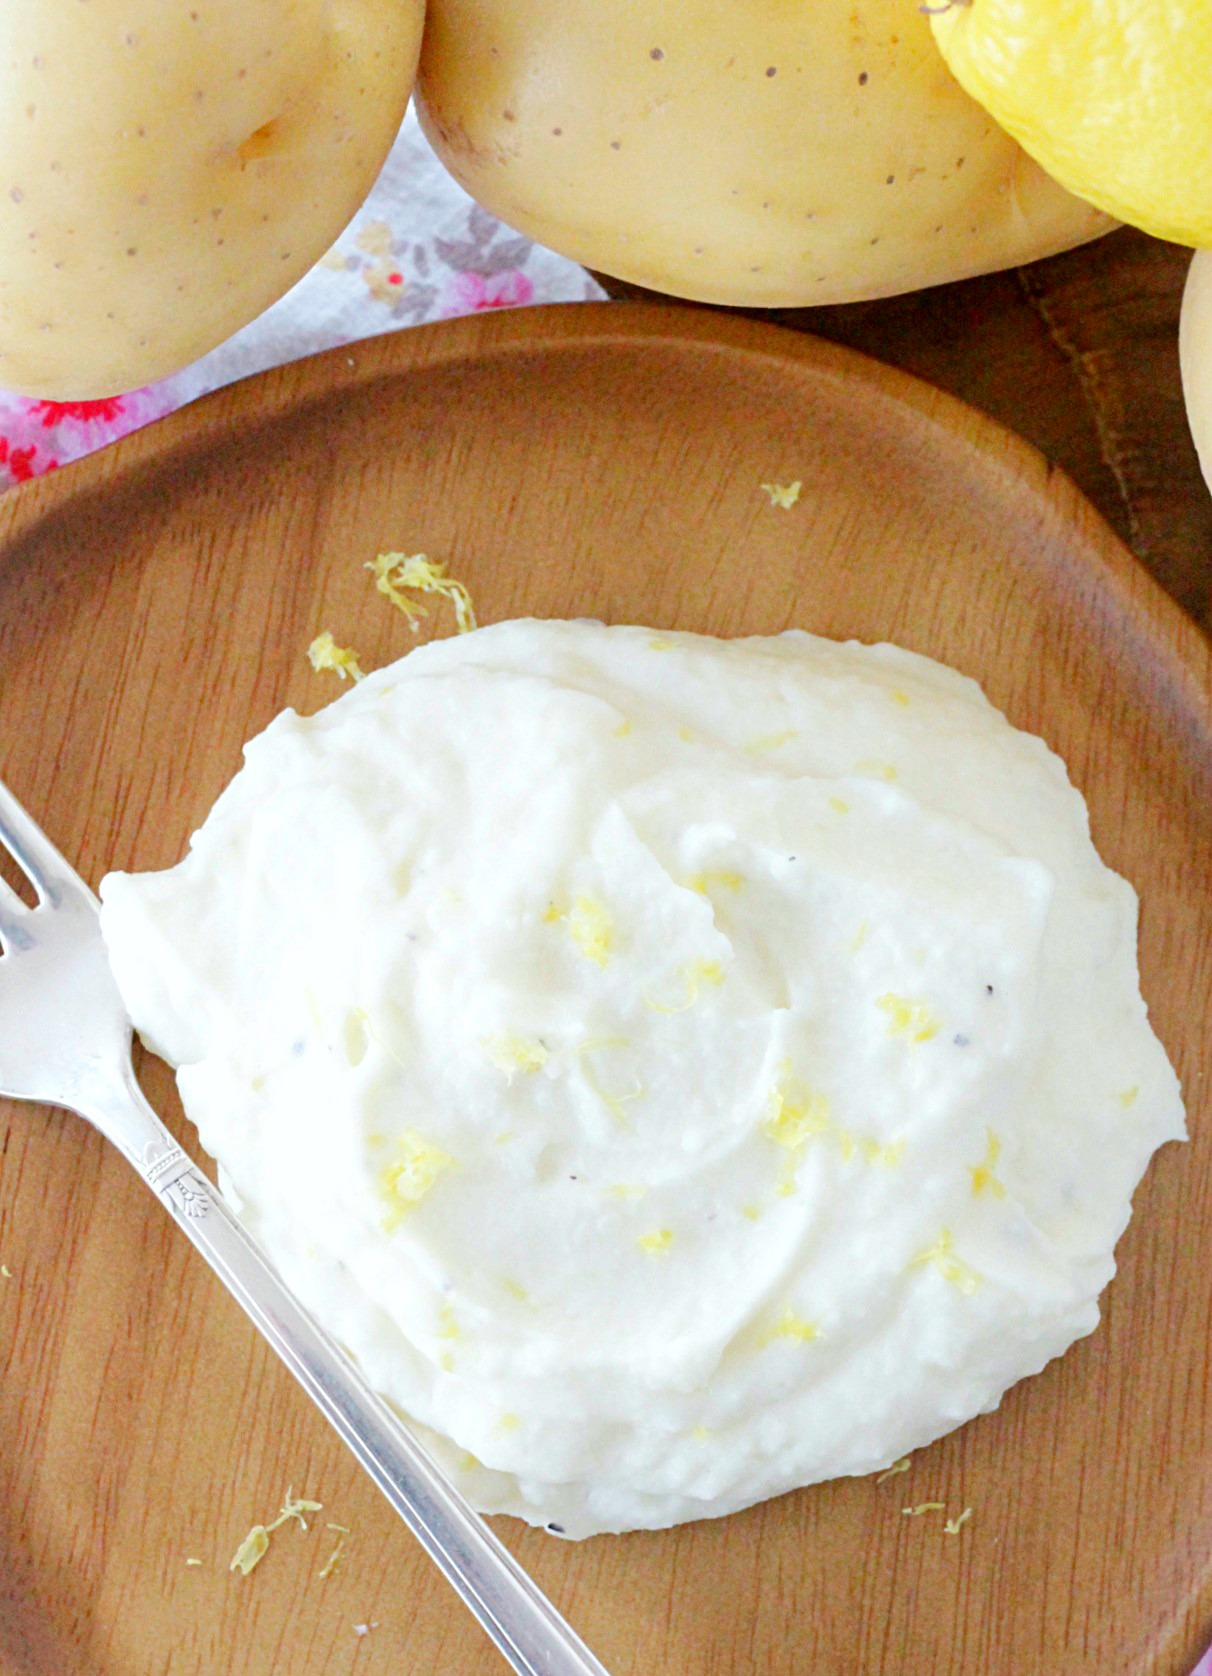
[92, 1063, 610, 1676]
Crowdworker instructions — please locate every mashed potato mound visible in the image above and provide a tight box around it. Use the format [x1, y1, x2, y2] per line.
[99, 621, 1184, 1538]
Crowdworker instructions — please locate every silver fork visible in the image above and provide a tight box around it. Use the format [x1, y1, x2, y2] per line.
[0, 778, 609, 1676]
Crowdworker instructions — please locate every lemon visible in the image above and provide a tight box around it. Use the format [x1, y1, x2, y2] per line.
[928, 0, 1212, 248]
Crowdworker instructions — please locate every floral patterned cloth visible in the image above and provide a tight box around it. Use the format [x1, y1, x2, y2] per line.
[0, 105, 605, 491]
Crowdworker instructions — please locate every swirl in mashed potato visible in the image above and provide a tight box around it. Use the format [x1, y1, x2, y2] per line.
[99, 620, 1185, 1538]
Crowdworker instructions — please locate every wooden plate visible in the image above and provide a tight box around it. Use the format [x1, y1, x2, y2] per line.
[0, 303, 1209, 1676]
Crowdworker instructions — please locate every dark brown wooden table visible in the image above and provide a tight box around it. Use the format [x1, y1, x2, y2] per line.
[604, 227, 1212, 631]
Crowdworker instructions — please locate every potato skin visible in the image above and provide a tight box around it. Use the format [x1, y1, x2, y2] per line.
[1181, 253, 1212, 493]
[416, 0, 1112, 308]
[0, 0, 423, 397]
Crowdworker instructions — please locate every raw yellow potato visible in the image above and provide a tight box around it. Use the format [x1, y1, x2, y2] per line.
[929, 0, 1212, 250]
[415, 0, 1112, 308]
[1181, 252, 1212, 494]
[0, 0, 422, 398]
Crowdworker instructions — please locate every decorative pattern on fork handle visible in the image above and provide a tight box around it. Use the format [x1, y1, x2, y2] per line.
[142, 1140, 211, 1218]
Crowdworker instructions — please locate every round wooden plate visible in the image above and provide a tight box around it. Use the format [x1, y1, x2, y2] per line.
[0, 303, 1209, 1676]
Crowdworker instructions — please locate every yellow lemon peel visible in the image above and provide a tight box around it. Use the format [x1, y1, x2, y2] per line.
[644, 957, 725, 1014]
[757, 1307, 819, 1347]
[484, 1033, 549, 1075]
[1119, 1085, 1140, 1109]
[877, 993, 942, 1044]
[567, 895, 613, 967]
[307, 631, 365, 683]
[902, 1501, 946, 1518]
[685, 869, 744, 895]
[760, 479, 802, 508]
[876, 1458, 911, 1484]
[745, 729, 799, 754]
[366, 550, 477, 634]
[944, 1507, 973, 1536]
[911, 1228, 981, 1295]
[763, 1069, 832, 1151]
[378, 1130, 453, 1231]
[229, 1488, 323, 1577]
[969, 1129, 1006, 1199]
[637, 1228, 674, 1257]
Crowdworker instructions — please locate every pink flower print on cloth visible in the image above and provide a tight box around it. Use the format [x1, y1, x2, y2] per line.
[441, 268, 536, 317]
[0, 386, 175, 489]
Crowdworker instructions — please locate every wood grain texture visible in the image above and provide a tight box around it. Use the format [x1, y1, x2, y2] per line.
[600, 228, 1212, 626]
[0, 303, 1209, 1676]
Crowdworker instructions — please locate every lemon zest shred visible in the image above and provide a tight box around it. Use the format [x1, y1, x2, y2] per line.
[497, 1412, 520, 1433]
[613, 717, 633, 738]
[944, 1507, 973, 1535]
[849, 919, 871, 955]
[876, 1457, 912, 1484]
[648, 635, 675, 650]
[0, 1264, 11, 1278]
[830, 796, 851, 814]
[307, 631, 365, 683]
[343, 1007, 369, 1068]
[891, 689, 911, 708]
[745, 729, 799, 754]
[757, 1306, 819, 1347]
[185, 1557, 203, 1567]
[685, 869, 744, 895]
[366, 550, 476, 634]
[1118, 1085, 1140, 1108]
[378, 1130, 454, 1231]
[577, 1038, 642, 1126]
[502, 1276, 530, 1301]
[861, 1136, 906, 1168]
[644, 958, 726, 1014]
[902, 1502, 946, 1517]
[437, 1304, 460, 1342]
[741, 1202, 763, 1221]
[856, 758, 898, 781]
[318, 1536, 346, 1579]
[484, 1033, 549, 1075]
[763, 1069, 832, 1151]
[911, 1227, 981, 1294]
[692, 1425, 713, 1444]
[568, 895, 613, 967]
[637, 1228, 674, 1257]
[877, 992, 942, 1044]
[760, 479, 802, 509]
[969, 1128, 1007, 1198]
[229, 1488, 323, 1577]
[230, 1527, 269, 1576]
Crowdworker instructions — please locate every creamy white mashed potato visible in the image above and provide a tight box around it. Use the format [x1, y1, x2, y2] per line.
[99, 620, 1184, 1538]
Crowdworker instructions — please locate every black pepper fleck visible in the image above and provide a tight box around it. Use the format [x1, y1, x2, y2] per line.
[765, 65, 777, 76]
[858, 70, 869, 85]
[953, 1034, 970, 1047]
[650, 46, 664, 60]
[985, 984, 994, 995]
[547, 1523, 566, 1534]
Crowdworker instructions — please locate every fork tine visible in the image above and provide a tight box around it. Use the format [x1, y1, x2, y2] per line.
[0, 776, 95, 906]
